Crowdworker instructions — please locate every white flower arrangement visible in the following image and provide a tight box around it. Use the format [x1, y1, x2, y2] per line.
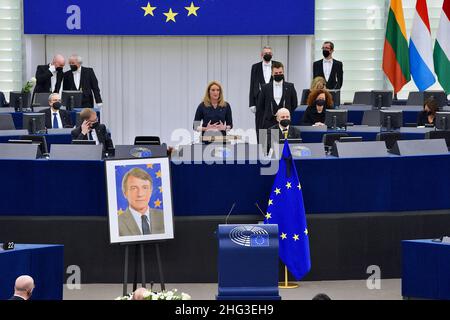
[115, 288, 191, 301]
[22, 77, 37, 93]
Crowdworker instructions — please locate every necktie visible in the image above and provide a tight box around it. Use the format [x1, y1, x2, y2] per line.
[53, 113, 59, 128]
[141, 215, 150, 235]
[283, 129, 288, 139]
[88, 131, 93, 141]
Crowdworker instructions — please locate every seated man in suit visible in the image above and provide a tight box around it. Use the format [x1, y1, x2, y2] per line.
[63, 54, 103, 108]
[266, 108, 301, 153]
[71, 108, 113, 152]
[43, 93, 73, 129]
[313, 41, 343, 90]
[33, 54, 65, 97]
[118, 167, 165, 237]
[9, 275, 34, 301]
[256, 61, 298, 132]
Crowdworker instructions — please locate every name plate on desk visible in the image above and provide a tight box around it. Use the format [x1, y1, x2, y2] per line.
[391, 139, 448, 156]
[331, 141, 388, 158]
[0, 143, 39, 159]
[50, 144, 103, 160]
[46, 128, 74, 135]
[0, 129, 28, 137]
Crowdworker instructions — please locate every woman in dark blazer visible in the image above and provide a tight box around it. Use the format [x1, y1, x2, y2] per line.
[193, 81, 233, 135]
[417, 97, 439, 127]
[301, 89, 334, 126]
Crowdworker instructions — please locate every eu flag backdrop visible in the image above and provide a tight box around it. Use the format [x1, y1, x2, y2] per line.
[264, 140, 311, 280]
[24, 0, 315, 36]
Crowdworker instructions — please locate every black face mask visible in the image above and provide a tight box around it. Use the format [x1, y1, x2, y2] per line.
[70, 65, 78, 72]
[273, 74, 284, 83]
[91, 122, 99, 129]
[323, 50, 331, 58]
[263, 54, 272, 62]
[56, 67, 63, 72]
[52, 102, 62, 110]
[280, 119, 291, 127]
[315, 99, 326, 107]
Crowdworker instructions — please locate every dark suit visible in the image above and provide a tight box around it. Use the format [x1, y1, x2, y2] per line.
[71, 124, 114, 151]
[417, 111, 435, 126]
[43, 108, 73, 129]
[256, 81, 298, 130]
[63, 67, 102, 108]
[313, 59, 344, 89]
[266, 124, 301, 153]
[33, 65, 64, 95]
[8, 295, 25, 301]
[249, 61, 279, 130]
[0, 91, 7, 107]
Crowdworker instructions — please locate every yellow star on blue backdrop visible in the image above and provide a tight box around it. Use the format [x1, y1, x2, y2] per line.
[164, 8, 178, 23]
[141, 2, 157, 16]
[185, 2, 200, 16]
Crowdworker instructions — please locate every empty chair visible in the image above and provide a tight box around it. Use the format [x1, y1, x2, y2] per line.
[352, 91, 372, 105]
[376, 132, 401, 150]
[406, 91, 424, 106]
[134, 136, 161, 145]
[32, 92, 51, 107]
[0, 114, 16, 130]
[425, 130, 450, 149]
[300, 89, 310, 105]
[362, 110, 381, 126]
[322, 133, 349, 153]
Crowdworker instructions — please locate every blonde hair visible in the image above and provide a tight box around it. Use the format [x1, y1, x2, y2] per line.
[203, 81, 226, 107]
[310, 77, 327, 91]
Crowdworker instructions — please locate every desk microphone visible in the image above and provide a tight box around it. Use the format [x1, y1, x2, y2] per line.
[254, 202, 267, 220]
[224, 203, 236, 225]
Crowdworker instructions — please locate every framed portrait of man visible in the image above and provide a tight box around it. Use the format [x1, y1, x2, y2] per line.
[105, 157, 174, 244]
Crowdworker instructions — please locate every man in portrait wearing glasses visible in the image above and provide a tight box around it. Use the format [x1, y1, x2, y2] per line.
[118, 168, 165, 237]
[313, 41, 344, 90]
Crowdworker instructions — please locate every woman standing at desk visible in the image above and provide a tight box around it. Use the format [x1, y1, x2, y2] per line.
[301, 89, 334, 126]
[417, 98, 438, 127]
[193, 81, 233, 135]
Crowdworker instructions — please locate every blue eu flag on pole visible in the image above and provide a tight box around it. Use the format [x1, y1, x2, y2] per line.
[264, 140, 311, 280]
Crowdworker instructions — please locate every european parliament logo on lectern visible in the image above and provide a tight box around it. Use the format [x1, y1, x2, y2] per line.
[217, 140, 311, 300]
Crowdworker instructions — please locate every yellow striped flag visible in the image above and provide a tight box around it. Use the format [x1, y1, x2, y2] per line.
[383, 0, 411, 93]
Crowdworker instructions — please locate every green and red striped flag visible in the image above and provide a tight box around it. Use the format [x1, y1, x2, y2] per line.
[433, 0, 450, 94]
[383, 0, 411, 93]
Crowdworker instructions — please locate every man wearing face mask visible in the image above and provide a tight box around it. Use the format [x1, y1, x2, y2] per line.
[249, 46, 279, 131]
[33, 54, 65, 98]
[313, 41, 343, 90]
[71, 108, 114, 152]
[43, 93, 73, 129]
[266, 107, 301, 153]
[63, 54, 103, 108]
[257, 61, 298, 130]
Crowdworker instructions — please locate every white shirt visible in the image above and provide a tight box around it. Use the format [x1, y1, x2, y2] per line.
[129, 206, 151, 235]
[48, 64, 63, 94]
[262, 61, 272, 84]
[72, 66, 82, 90]
[323, 58, 334, 82]
[88, 127, 100, 145]
[273, 80, 283, 106]
[50, 109, 63, 129]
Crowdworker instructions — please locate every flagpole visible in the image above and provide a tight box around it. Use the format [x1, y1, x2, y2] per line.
[278, 265, 299, 289]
